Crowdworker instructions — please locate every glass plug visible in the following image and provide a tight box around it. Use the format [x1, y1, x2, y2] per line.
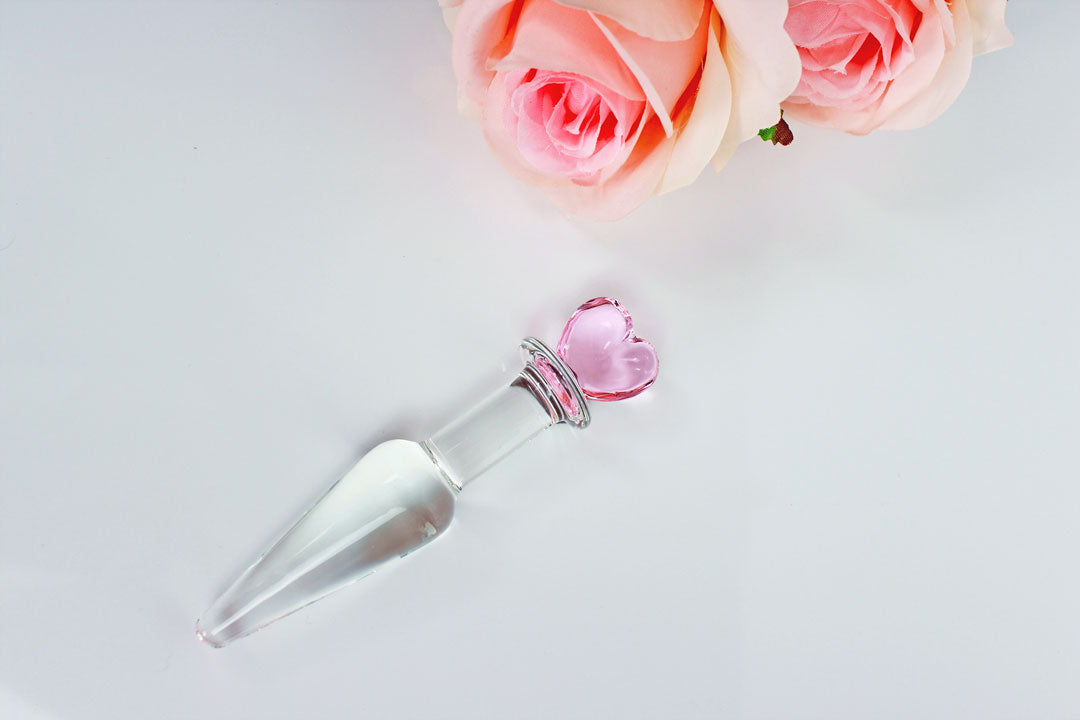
[196, 297, 657, 648]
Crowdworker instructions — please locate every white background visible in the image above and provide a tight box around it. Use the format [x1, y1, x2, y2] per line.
[2, 2, 1078, 718]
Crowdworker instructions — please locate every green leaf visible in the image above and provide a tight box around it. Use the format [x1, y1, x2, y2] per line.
[758, 125, 777, 143]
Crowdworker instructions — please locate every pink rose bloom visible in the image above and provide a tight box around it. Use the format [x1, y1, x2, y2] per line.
[440, 0, 801, 220]
[782, 0, 1013, 134]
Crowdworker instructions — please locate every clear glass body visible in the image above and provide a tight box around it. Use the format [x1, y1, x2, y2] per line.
[196, 338, 588, 648]
[425, 378, 556, 489]
[196, 440, 454, 647]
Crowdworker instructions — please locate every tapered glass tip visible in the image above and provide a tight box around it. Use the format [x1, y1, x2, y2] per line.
[194, 621, 224, 649]
[196, 440, 455, 648]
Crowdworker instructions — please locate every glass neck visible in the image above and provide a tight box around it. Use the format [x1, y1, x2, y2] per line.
[422, 338, 589, 490]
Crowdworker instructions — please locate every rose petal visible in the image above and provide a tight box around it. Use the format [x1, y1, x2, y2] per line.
[482, 68, 648, 189]
[658, 12, 734, 193]
[966, 0, 1013, 56]
[451, 0, 519, 103]
[440, 0, 463, 31]
[482, 71, 571, 188]
[552, 0, 706, 41]
[879, 0, 974, 130]
[492, 0, 645, 102]
[930, 0, 957, 46]
[588, 4, 709, 137]
[545, 116, 676, 220]
[857, 6, 950, 131]
[504, 70, 644, 179]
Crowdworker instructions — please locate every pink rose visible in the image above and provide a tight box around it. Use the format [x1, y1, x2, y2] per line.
[782, 0, 1012, 134]
[440, 0, 801, 220]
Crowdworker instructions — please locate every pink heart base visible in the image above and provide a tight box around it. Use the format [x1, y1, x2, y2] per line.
[557, 297, 658, 401]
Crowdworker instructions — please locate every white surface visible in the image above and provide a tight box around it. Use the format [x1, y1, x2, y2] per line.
[1, 2, 1077, 718]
